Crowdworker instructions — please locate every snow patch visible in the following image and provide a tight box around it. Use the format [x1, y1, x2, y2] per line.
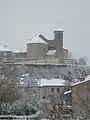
[28, 35, 48, 44]
[39, 78, 65, 87]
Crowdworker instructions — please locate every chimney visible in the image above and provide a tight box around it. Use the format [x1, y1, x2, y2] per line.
[54, 29, 64, 58]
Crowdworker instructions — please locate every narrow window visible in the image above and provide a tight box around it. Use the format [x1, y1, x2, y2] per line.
[42, 96, 45, 99]
[51, 88, 54, 92]
[57, 88, 60, 92]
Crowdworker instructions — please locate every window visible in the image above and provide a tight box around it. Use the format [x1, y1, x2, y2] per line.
[51, 88, 54, 92]
[42, 96, 45, 99]
[4, 52, 7, 57]
[57, 88, 60, 92]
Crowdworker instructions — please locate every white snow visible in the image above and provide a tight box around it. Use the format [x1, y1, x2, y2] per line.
[20, 73, 29, 77]
[28, 35, 48, 44]
[71, 75, 90, 86]
[14, 49, 26, 53]
[64, 90, 71, 95]
[54, 29, 64, 32]
[46, 50, 56, 55]
[0, 46, 12, 51]
[39, 78, 65, 87]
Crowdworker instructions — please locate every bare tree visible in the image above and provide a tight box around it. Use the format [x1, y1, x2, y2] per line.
[78, 57, 87, 65]
[0, 77, 20, 104]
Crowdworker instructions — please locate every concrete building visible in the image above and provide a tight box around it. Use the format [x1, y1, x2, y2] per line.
[39, 29, 68, 59]
[27, 36, 48, 59]
[71, 76, 90, 117]
[0, 29, 77, 64]
[15, 52, 27, 59]
[39, 78, 65, 103]
[0, 46, 14, 62]
[54, 29, 64, 58]
[14, 51, 27, 62]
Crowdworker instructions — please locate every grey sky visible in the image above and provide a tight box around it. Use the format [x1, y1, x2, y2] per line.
[0, 0, 90, 63]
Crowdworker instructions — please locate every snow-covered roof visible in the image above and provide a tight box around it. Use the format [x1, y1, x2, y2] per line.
[64, 90, 71, 95]
[0, 46, 12, 51]
[71, 75, 90, 87]
[28, 36, 48, 44]
[54, 29, 64, 32]
[46, 50, 56, 55]
[14, 50, 26, 53]
[39, 78, 65, 87]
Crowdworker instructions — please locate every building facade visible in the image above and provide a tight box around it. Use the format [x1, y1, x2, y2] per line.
[0, 46, 14, 62]
[39, 79, 65, 103]
[0, 29, 77, 64]
[27, 36, 48, 59]
[71, 76, 90, 117]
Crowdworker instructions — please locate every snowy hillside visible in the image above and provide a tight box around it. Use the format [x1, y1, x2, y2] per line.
[14, 65, 90, 86]
[0, 64, 90, 86]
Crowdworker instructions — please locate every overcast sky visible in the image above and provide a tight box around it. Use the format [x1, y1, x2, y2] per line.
[0, 0, 90, 63]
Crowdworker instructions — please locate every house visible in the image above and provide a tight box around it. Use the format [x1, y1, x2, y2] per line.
[39, 78, 65, 103]
[0, 46, 14, 62]
[64, 75, 90, 117]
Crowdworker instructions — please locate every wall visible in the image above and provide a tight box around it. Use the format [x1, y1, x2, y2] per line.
[0, 51, 14, 62]
[63, 49, 68, 59]
[54, 31, 63, 58]
[27, 43, 48, 59]
[40, 86, 64, 103]
[64, 92, 72, 105]
[72, 81, 90, 116]
[15, 52, 27, 59]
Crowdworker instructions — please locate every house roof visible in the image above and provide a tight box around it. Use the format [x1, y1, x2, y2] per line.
[28, 35, 48, 44]
[0, 46, 12, 52]
[39, 78, 65, 87]
[64, 90, 71, 95]
[14, 49, 27, 53]
[54, 29, 64, 32]
[46, 50, 56, 55]
[71, 75, 90, 87]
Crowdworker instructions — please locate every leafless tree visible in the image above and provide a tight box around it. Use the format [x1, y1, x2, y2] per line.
[78, 57, 87, 65]
[0, 77, 20, 104]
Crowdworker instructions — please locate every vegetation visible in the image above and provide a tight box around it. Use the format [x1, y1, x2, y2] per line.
[0, 77, 20, 104]
[48, 103, 74, 120]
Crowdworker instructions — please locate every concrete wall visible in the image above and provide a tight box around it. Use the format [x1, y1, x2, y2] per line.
[15, 52, 27, 58]
[0, 51, 14, 62]
[63, 49, 68, 59]
[72, 81, 90, 116]
[54, 30, 64, 58]
[40, 86, 64, 102]
[64, 92, 72, 105]
[27, 43, 48, 59]
[14, 57, 77, 65]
